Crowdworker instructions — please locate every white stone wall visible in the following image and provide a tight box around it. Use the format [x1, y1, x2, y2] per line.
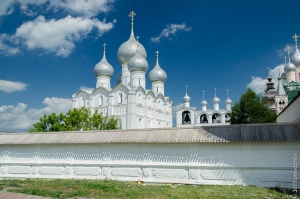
[0, 142, 299, 188]
[277, 95, 300, 123]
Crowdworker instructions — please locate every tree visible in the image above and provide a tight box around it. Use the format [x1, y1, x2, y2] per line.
[29, 113, 65, 132]
[29, 107, 120, 132]
[230, 88, 277, 124]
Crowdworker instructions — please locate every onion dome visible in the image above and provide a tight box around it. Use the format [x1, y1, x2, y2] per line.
[291, 34, 300, 66]
[117, 11, 147, 64]
[94, 43, 114, 77]
[116, 73, 122, 84]
[284, 46, 296, 72]
[291, 50, 300, 66]
[149, 51, 167, 82]
[225, 89, 232, 104]
[201, 90, 207, 105]
[183, 85, 191, 102]
[127, 43, 148, 72]
[212, 88, 220, 104]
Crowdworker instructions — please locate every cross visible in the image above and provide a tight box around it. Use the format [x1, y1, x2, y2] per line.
[136, 36, 140, 42]
[293, 34, 299, 45]
[202, 90, 205, 100]
[103, 43, 107, 53]
[226, 89, 230, 99]
[214, 87, 217, 97]
[287, 45, 290, 57]
[185, 85, 188, 94]
[155, 51, 159, 62]
[129, 11, 136, 23]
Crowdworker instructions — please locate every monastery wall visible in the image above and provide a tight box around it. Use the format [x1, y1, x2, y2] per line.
[0, 142, 299, 188]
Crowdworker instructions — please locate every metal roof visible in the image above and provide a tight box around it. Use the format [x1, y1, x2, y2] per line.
[0, 123, 299, 145]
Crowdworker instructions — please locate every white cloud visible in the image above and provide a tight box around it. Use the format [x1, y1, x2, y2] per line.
[247, 64, 285, 95]
[0, 34, 20, 56]
[0, 97, 72, 132]
[150, 23, 192, 43]
[50, 0, 115, 17]
[0, 79, 27, 93]
[0, 0, 114, 17]
[276, 44, 296, 58]
[12, 15, 114, 57]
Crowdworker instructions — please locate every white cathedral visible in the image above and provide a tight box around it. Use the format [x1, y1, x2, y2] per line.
[72, 11, 172, 129]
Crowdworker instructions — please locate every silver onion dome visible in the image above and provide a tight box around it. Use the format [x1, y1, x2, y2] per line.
[212, 96, 220, 103]
[116, 73, 122, 84]
[149, 51, 167, 82]
[94, 45, 114, 77]
[284, 62, 296, 72]
[225, 98, 232, 104]
[183, 93, 191, 102]
[291, 50, 300, 66]
[127, 45, 148, 72]
[201, 100, 207, 106]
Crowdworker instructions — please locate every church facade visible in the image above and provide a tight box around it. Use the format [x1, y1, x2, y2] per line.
[72, 11, 172, 129]
[175, 87, 232, 127]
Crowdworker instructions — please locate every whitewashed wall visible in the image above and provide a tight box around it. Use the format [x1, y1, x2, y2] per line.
[0, 142, 299, 188]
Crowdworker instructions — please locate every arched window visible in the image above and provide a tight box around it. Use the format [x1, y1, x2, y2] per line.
[99, 96, 103, 106]
[182, 111, 191, 124]
[225, 113, 230, 123]
[118, 93, 122, 104]
[200, 114, 208, 123]
[212, 113, 221, 123]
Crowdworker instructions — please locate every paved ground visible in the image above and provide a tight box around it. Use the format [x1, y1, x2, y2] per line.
[0, 191, 52, 198]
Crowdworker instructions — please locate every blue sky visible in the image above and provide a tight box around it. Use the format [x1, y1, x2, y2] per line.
[1, 0, 300, 132]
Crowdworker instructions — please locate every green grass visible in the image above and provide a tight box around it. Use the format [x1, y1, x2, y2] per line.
[0, 178, 298, 199]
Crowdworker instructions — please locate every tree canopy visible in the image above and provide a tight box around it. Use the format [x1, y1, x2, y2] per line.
[29, 107, 120, 132]
[230, 88, 277, 124]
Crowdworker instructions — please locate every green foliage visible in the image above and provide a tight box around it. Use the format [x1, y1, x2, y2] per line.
[230, 88, 277, 124]
[29, 107, 120, 132]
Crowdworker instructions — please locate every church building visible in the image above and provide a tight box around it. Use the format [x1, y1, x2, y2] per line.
[263, 34, 300, 115]
[175, 87, 232, 127]
[72, 11, 172, 129]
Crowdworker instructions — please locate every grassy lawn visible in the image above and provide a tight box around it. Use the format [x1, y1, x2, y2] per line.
[0, 178, 298, 199]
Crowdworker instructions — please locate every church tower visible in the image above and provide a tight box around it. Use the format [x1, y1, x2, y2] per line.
[284, 46, 296, 82]
[212, 88, 220, 111]
[149, 51, 167, 95]
[274, 70, 288, 114]
[201, 90, 207, 111]
[117, 11, 147, 86]
[94, 43, 114, 89]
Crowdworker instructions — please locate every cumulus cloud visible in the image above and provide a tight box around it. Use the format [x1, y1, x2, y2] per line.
[0, 79, 27, 93]
[50, 0, 115, 17]
[0, 97, 72, 132]
[10, 15, 114, 57]
[276, 44, 296, 58]
[247, 64, 285, 95]
[0, 0, 114, 17]
[0, 34, 20, 56]
[150, 23, 192, 43]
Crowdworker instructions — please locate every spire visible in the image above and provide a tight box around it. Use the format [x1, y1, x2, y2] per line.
[202, 90, 205, 101]
[129, 11, 136, 36]
[276, 69, 286, 96]
[284, 56, 287, 65]
[186, 85, 188, 95]
[293, 34, 299, 51]
[226, 89, 230, 99]
[287, 45, 292, 62]
[214, 87, 217, 98]
[103, 43, 106, 57]
[155, 50, 159, 64]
